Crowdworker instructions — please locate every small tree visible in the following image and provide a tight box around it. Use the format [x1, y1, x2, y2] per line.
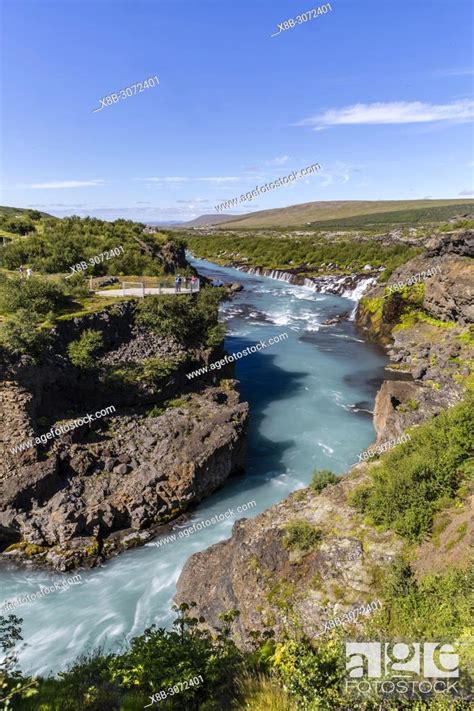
[310, 469, 338, 493]
[0, 276, 67, 316]
[67, 329, 103, 369]
[282, 520, 323, 552]
[0, 614, 38, 708]
[0, 310, 50, 358]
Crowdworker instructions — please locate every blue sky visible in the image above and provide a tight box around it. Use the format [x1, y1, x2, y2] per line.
[1, 0, 473, 222]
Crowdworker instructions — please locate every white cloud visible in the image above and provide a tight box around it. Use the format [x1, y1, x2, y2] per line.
[134, 177, 189, 183]
[198, 176, 240, 183]
[134, 176, 239, 185]
[438, 68, 474, 77]
[458, 189, 474, 196]
[317, 161, 355, 187]
[176, 198, 209, 203]
[298, 100, 474, 130]
[23, 180, 106, 189]
[265, 155, 290, 166]
[163, 177, 190, 183]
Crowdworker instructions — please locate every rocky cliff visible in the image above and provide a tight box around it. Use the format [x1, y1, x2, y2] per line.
[0, 299, 248, 570]
[174, 230, 473, 647]
[356, 229, 473, 442]
[176, 465, 402, 648]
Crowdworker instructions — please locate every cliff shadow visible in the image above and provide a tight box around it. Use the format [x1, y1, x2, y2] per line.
[223, 334, 308, 482]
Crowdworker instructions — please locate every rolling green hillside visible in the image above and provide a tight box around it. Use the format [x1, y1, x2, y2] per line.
[201, 199, 473, 229]
[0, 205, 53, 220]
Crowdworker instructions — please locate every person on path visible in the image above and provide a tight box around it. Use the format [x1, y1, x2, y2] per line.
[26, 267, 32, 279]
[175, 275, 181, 293]
[191, 275, 197, 293]
[185, 276, 190, 290]
[19, 265, 24, 279]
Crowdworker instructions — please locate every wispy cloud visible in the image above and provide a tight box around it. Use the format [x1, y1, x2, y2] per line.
[298, 100, 474, 130]
[134, 176, 239, 185]
[22, 180, 106, 189]
[134, 176, 190, 183]
[319, 162, 353, 187]
[265, 155, 290, 166]
[176, 198, 209, 204]
[458, 189, 474, 196]
[438, 68, 474, 77]
[198, 176, 240, 183]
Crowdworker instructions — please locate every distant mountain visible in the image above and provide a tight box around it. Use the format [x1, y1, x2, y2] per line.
[146, 221, 183, 226]
[184, 199, 474, 230]
[181, 213, 240, 227]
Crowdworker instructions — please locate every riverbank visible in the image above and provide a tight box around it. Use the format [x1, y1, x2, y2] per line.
[0, 254, 388, 676]
[175, 230, 473, 648]
[0, 286, 248, 571]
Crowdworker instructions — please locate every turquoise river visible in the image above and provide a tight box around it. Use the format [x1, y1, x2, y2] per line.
[0, 257, 387, 675]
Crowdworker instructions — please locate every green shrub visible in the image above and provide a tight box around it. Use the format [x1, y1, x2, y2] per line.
[205, 323, 226, 348]
[5, 604, 244, 710]
[137, 288, 225, 346]
[282, 520, 323, 552]
[138, 357, 179, 384]
[67, 330, 103, 369]
[349, 395, 474, 541]
[0, 310, 50, 358]
[0, 215, 185, 277]
[271, 637, 345, 709]
[0, 614, 38, 708]
[0, 275, 67, 316]
[377, 558, 473, 640]
[310, 469, 338, 493]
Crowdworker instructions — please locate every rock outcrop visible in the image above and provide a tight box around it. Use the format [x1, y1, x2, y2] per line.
[356, 229, 473, 441]
[1, 386, 247, 570]
[0, 300, 249, 570]
[176, 466, 402, 647]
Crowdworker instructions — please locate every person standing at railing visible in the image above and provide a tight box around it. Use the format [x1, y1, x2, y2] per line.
[191, 275, 197, 293]
[175, 275, 181, 293]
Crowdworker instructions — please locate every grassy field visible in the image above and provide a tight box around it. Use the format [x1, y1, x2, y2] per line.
[201, 199, 474, 229]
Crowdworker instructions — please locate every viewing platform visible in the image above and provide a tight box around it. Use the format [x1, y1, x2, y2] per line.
[94, 278, 200, 298]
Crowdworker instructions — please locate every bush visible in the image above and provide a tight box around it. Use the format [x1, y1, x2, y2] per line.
[0, 276, 67, 316]
[349, 395, 474, 541]
[0, 310, 50, 358]
[0, 216, 185, 277]
[67, 330, 103, 369]
[137, 288, 225, 347]
[0, 614, 38, 708]
[16, 604, 244, 710]
[310, 469, 338, 493]
[377, 558, 473, 639]
[1, 217, 35, 235]
[282, 520, 322, 552]
[271, 637, 346, 709]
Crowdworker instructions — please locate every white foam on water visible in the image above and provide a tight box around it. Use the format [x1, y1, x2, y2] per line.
[317, 441, 335, 455]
